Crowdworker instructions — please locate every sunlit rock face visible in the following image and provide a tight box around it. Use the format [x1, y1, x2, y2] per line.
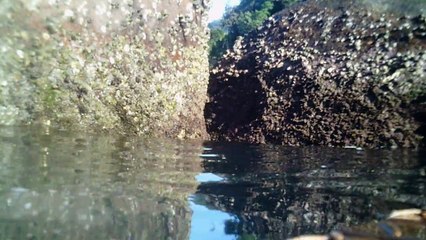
[206, 0, 426, 148]
[0, 0, 209, 138]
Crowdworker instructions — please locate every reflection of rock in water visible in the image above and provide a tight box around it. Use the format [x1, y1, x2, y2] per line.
[0, 188, 192, 239]
[196, 143, 426, 239]
[0, 126, 203, 239]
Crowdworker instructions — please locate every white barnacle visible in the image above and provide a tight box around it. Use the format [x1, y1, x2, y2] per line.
[355, 40, 362, 51]
[64, 9, 74, 18]
[77, 17, 84, 25]
[42, 32, 50, 40]
[16, 49, 24, 59]
[24, 202, 32, 209]
[96, 3, 107, 16]
[123, 44, 130, 53]
[77, 1, 87, 13]
[109, 56, 115, 64]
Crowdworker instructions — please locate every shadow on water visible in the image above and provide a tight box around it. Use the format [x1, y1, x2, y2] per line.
[0, 126, 424, 239]
[195, 142, 426, 239]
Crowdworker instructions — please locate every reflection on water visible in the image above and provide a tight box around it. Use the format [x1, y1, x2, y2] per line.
[0, 126, 202, 240]
[0, 126, 424, 239]
[196, 143, 426, 239]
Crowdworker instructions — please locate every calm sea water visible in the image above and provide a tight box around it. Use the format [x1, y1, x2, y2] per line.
[0, 126, 424, 240]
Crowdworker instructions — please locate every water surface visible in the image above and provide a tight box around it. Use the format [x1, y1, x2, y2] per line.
[0, 126, 424, 239]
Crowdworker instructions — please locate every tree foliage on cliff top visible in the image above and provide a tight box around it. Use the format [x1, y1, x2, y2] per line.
[208, 0, 426, 67]
[208, 0, 303, 66]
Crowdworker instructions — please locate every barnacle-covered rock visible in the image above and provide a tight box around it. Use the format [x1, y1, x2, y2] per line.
[205, 0, 426, 148]
[0, 0, 210, 138]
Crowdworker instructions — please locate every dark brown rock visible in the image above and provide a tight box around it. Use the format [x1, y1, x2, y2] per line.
[205, 0, 426, 148]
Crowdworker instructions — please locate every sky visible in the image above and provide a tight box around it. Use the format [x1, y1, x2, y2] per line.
[208, 0, 241, 22]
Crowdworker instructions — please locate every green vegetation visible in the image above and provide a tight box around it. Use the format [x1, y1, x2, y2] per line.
[208, 0, 302, 66]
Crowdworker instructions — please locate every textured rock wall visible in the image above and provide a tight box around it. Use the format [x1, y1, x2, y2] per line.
[206, 0, 426, 148]
[0, 0, 210, 138]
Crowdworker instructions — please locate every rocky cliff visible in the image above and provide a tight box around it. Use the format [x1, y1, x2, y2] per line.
[0, 0, 210, 138]
[205, 0, 426, 148]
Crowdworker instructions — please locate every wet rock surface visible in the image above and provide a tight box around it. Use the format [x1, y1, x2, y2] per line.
[205, 0, 426, 148]
[292, 209, 426, 240]
[0, 0, 209, 138]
